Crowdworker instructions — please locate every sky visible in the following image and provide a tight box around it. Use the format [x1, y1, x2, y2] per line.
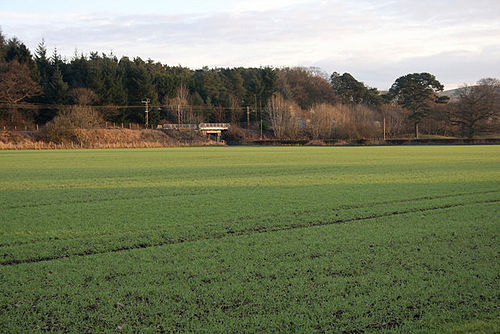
[1, 0, 499, 90]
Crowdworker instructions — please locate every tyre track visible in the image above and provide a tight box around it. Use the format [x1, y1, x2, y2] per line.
[1, 190, 498, 248]
[3, 187, 497, 211]
[2, 198, 498, 266]
[1, 189, 216, 210]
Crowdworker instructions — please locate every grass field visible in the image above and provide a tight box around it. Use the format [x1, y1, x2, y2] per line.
[1, 146, 499, 332]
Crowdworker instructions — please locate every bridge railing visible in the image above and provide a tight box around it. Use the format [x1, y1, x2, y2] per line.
[161, 124, 199, 130]
[160, 123, 230, 130]
[199, 123, 230, 130]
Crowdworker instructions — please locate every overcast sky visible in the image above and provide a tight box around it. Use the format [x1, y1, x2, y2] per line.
[1, 0, 499, 90]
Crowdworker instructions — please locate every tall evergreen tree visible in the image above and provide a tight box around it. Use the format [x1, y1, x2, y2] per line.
[388, 73, 449, 138]
[50, 48, 64, 69]
[0, 28, 6, 61]
[122, 57, 157, 105]
[5, 37, 33, 65]
[46, 66, 69, 104]
[67, 53, 90, 89]
[261, 67, 278, 104]
[34, 40, 50, 92]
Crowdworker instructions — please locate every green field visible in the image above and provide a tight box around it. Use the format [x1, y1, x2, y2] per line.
[1, 146, 499, 332]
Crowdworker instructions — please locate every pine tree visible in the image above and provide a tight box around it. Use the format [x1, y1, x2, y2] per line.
[35, 40, 50, 90]
[0, 28, 6, 61]
[46, 66, 69, 104]
[5, 37, 33, 65]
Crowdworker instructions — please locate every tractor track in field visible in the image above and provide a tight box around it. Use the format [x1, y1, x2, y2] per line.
[0, 167, 370, 210]
[2, 198, 498, 266]
[3, 187, 498, 211]
[1, 189, 217, 210]
[0, 190, 498, 248]
[221, 190, 499, 226]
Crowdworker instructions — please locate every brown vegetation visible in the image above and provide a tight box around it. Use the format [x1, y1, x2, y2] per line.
[0, 128, 216, 150]
[307, 104, 383, 140]
[0, 60, 42, 104]
[267, 93, 301, 139]
[447, 78, 500, 138]
[277, 67, 337, 109]
[69, 88, 99, 106]
[0, 105, 216, 149]
[40, 105, 104, 143]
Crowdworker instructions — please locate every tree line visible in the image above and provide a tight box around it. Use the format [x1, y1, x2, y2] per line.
[0, 30, 498, 140]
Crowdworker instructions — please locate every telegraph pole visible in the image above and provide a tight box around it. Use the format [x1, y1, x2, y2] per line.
[260, 118, 263, 140]
[383, 116, 386, 141]
[177, 104, 181, 129]
[141, 98, 150, 128]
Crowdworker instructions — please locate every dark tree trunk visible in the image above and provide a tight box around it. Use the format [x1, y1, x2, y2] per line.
[468, 125, 475, 139]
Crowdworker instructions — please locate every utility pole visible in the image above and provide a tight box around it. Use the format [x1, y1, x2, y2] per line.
[259, 107, 263, 140]
[141, 98, 150, 128]
[260, 118, 263, 140]
[383, 116, 386, 141]
[246, 106, 250, 129]
[177, 103, 181, 129]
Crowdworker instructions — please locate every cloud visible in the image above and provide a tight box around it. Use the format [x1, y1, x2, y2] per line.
[1, 0, 499, 89]
[314, 46, 500, 90]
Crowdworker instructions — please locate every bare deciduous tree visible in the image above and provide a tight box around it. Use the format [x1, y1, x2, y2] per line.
[69, 88, 99, 106]
[169, 84, 192, 124]
[228, 95, 242, 124]
[308, 103, 398, 140]
[309, 104, 337, 139]
[448, 78, 500, 138]
[267, 93, 300, 139]
[0, 60, 42, 104]
[277, 67, 337, 110]
[379, 104, 409, 138]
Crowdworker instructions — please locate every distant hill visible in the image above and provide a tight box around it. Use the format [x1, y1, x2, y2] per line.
[443, 88, 461, 98]
[442, 85, 500, 101]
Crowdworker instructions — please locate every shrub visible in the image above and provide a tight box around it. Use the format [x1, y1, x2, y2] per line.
[308, 103, 386, 140]
[40, 106, 104, 144]
[224, 124, 245, 144]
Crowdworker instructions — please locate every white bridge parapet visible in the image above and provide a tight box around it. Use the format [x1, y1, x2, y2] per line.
[160, 123, 230, 142]
[160, 123, 230, 131]
[199, 123, 230, 131]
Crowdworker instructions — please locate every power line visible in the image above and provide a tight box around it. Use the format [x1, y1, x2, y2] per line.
[0, 102, 258, 112]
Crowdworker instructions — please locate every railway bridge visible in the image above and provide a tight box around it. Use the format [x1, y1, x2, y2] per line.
[160, 123, 230, 141]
